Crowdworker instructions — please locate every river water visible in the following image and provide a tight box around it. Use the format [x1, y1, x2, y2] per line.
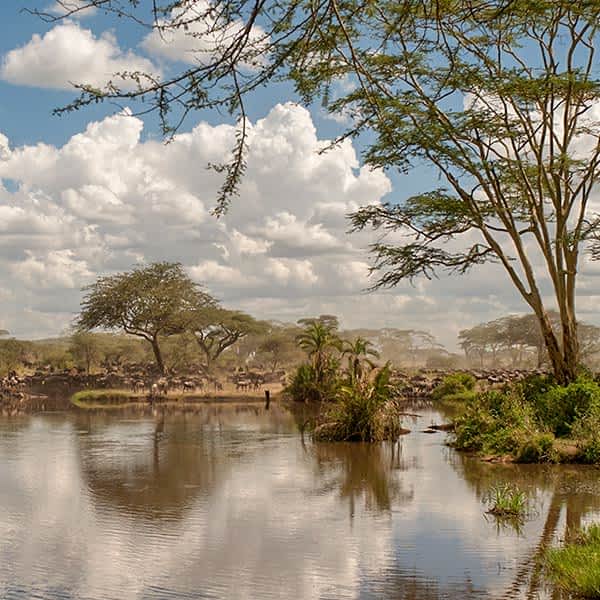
[1, 403, 598, 599]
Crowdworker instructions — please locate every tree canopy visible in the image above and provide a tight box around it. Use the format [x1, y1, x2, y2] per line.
[40, 0, 600, 383]
[77, 262, 216, 373]
[186, 307, 265, 372]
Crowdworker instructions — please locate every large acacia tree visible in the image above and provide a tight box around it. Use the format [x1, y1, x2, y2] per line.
[39, 1, 600, 383]
[77, 262, 216, 374]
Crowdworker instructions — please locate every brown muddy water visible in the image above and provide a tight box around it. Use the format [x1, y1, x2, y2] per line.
[0, 404, 598, 599]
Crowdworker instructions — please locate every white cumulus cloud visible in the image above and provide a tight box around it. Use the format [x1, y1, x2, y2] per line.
[1, 21, 158, 91]
[141, 0, 268, 68]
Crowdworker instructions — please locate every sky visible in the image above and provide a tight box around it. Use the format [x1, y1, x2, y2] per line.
[0, 1, 599, 350]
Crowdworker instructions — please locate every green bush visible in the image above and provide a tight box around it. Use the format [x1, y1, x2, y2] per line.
[454, 388, 538, 456]
[315, 365, 400, 442]
[516, 433, 555, 463]
[286, 363, 339, 402]
[532, 378, 600, 437]
[431, 372, 476, 401]
[452, 375, 600, 464]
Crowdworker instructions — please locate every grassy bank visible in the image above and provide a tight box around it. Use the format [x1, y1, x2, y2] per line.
[544, 524, 600, 598]
[70, 389, 142, 408]
[431, 373, 600, 464]
[71, 387, 277, 409]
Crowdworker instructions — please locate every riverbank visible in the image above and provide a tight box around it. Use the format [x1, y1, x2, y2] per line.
[431, 373, 600, 465]
[70, 387, 277, 410]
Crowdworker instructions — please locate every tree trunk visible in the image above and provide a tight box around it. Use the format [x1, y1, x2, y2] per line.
[561, 318, 579, 382]
[193, 337, 214, 374]
[151, 338, 165, 375]
[536, 343, 544, 369]
[537, 311, 578, 385]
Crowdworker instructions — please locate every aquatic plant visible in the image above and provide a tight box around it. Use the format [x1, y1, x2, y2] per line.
[545, 523, 600, 598]
[484, 483, 527, 517]
[314, 365, 402, 442]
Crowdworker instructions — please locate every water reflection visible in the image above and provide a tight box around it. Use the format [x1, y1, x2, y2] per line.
[310, 442, 413, 514]
[1, 406, 600, 599]
[450, 448, 600, 598]
[76, 404, 297, 520]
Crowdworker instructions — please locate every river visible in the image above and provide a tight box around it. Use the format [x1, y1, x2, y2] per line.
[1, 403, 598, 599]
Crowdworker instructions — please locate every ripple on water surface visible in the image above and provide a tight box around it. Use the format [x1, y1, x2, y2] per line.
[0, 405, 597, 599]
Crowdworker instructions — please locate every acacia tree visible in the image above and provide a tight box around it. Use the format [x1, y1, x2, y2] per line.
[69, 331, 104, 375]
[77, 262, 215, 374]
[460, 312, 600, 369]
[342, 3, 600, 384]
[187, 307, 264, 372]
[258, 326, 301, 373]
[459, 322, 506, 368]
[37, 1, 600, 383]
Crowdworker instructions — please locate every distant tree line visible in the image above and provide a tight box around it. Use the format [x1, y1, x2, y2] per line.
[459, 313, 600, 370]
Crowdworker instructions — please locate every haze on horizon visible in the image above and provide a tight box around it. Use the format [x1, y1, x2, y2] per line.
[1, 1, 600, 352]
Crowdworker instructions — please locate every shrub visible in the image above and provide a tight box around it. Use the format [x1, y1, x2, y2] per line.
[452, 375, 600, 463]
[286, 363, 339, 403]
[431, 372, 476, 401]
[515, 433, 555, 463]
[454, 388, 538, 456]
[530, 378, 600, 437]
[314, 365, 401, 442]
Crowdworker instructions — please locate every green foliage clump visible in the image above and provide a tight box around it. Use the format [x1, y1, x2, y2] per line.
[515, 433, 555, 463]
[286, 363, 339, 403]
[453, 375, 600, 463]
[315, 365, 400, 442]
[431, 372, 476, 402]
[484, 483, 527, 517]
[570, 409, 600, 463]
[545, 524, 600, 598]
[576, 438, 600, 465]
[531, 378, 600, 437]
[454, 387, 538, 456]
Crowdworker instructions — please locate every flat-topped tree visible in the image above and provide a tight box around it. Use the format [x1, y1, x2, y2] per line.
[77, 262, 216, 374]
[258, 325, 303, 374]
[187, 307, 265, 373]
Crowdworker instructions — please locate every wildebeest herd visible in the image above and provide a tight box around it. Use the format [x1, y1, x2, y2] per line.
[0, 365, 551, 415]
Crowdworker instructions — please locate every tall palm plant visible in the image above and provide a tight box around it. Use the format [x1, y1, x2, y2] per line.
[341, 337, 380, 385]
[296, 321, 341, 384]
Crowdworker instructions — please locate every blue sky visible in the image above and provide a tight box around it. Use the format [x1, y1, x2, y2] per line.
[0, 0, 592, 349]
